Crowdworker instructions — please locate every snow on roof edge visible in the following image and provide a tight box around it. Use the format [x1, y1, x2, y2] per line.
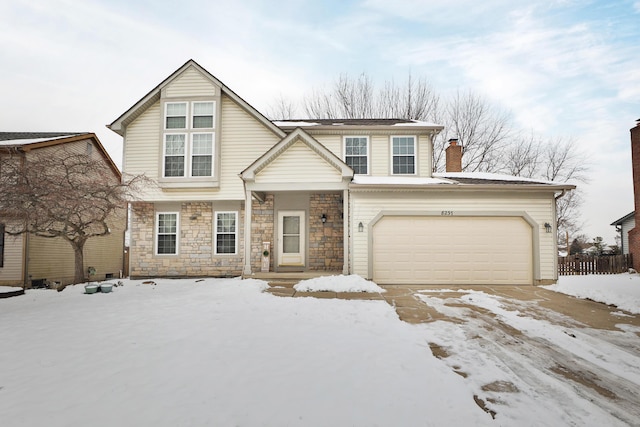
[434, 172, 566, 185]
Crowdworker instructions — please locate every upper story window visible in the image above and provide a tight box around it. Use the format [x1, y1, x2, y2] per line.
[162, 101, 215, 179]
[165, 103, 187, 129]
[191, 133, 213, 176]
[391, 136, 416, 175]
[193, 102, 214, 128]
[344, 136, 368, 175]
[164, 134, 186, 177]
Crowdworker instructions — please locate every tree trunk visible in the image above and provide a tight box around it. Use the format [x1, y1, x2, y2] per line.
[72, 243, 86, 285]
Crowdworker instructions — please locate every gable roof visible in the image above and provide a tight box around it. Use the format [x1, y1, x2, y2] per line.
[240, 128, 353, 182]
[0, 132, 121, 179]
[108, 59, 285, 139]
[0, 132, 85, 145]
[611, 211, 635, 226]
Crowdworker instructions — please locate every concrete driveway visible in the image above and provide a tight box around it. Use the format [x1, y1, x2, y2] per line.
[267, 283, 640, 423]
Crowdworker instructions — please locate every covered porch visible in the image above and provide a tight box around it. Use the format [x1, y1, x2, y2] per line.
[239, 128, 353, 276]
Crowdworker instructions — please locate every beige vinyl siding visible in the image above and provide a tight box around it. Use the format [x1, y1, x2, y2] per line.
[124, 101, 161, 182]
[164, 67, 218, 98]
[417, 135, 433, 177]
[255, 141, 342, 184]
[0, 231, 24, 285]
[313, 135, 342, 156]
[28, 227, 125, 285]
[123, 95, 279, 201]
[370, 135, 389, 176]
[351, 191, 556, 282]
[217, 96, 282, 198]
[308, 133, 433, 177]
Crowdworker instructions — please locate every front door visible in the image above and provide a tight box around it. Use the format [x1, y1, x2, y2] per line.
[278, 210, 305, 266]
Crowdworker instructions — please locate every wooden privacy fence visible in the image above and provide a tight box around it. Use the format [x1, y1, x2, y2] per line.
[558, 254, 633, 275]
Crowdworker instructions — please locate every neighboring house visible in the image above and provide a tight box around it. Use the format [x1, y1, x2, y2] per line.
[109, 60, 574, 286]
[628, 119, 640, 270]
[0, 133, 126, 287]
[611, 212, 635, 255]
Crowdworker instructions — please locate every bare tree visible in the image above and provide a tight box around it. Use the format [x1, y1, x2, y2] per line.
[0, 147, 149, 285]
[502, 132, 543, 178]
[304, 73, 376, 119]
[376, 73, 440, 120]
[266, 94, 298, 120]
[445, 90, 511, 173]
[541, 137, 589, 183]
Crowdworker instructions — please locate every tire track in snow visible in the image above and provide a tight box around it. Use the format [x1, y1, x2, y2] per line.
[416, 292, 640, 426]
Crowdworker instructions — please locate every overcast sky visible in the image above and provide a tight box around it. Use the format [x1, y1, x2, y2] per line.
[2, 0, 639, 244]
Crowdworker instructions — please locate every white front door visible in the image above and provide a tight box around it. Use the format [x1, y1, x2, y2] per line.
[278, 210, 305, 266]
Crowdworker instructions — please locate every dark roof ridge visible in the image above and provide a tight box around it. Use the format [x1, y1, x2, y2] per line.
[0, 132, 85, 141]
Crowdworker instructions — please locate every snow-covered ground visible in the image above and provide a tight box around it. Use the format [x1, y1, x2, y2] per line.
[546, 273, 640, 314]
[1, 274, 638, 426]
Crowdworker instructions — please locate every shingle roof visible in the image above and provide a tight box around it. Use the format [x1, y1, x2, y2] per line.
[445, 177, 550, 185]
[0, 132, 84, 141]
[276, 119, 417, 126]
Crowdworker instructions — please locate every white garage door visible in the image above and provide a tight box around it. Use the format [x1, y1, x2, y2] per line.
[372, 216, 533, 285]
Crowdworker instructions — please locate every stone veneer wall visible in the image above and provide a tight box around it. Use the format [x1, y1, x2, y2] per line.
[308, 193, 343, 271]
[129, 201, 244, 278]
[251, 194, 274, 272]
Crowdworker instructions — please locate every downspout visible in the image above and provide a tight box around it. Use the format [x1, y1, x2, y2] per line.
[23, 233, 29, 288]
[553, 189, 568, 282]
[241, 178, 253, 276]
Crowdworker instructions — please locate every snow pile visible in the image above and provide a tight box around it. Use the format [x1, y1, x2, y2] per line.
[0, 286, 23, 293]
[544, 273, 640, 314]
[293, 274, 385, 293]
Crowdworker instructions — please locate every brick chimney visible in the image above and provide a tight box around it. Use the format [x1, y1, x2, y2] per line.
[445, 138, 462, 172]
[628, 119, 640, 270]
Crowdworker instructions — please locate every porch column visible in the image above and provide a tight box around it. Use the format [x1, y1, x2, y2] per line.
[243, 188, 253, 275]
[343, 189, 349, 275]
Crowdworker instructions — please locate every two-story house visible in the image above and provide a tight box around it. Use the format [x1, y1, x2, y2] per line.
[0, 132, 126, 287]
[109, 60, 574, 285]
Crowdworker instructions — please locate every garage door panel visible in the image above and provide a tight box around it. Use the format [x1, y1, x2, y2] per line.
[373, 216, 532, 285]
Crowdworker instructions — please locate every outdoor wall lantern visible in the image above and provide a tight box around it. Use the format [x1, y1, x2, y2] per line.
[321, 213, 327, 223]
[544, 222, 552, 233]
[358, 222, 364, 232]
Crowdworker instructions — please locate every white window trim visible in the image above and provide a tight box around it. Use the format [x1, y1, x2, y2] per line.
[191, 101, 216, 129]
[162, 133, 187, 178]
[164, 102, 188, 131]
[214, 211, 238, 255]
[155, 212, 180, 256]
[390, 135, 417, 175]
[343, 136, 370, 175]
[189, 132, 215, 178]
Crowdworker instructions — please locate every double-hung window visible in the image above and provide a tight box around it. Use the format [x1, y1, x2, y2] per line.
[164, 134, 186, 177]
[215, 211, 237, 255]
[156, 212, 178, 255]
[162, 101, 215, 178]
[392, 136, 416, 174]
[191, 133, 213, 177]
[193, 102, 214, 128]
[344, 136, 368, 175]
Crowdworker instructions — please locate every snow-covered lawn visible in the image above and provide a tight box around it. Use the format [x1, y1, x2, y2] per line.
[1, 274, 639, 426]
[545, 273, 640, 314]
